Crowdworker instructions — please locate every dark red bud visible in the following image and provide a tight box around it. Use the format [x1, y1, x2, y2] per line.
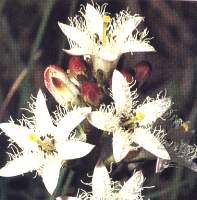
[134, 62, 152, 85]
[120, 68, 135, 82]
[80, 82, 103, 106]
[68, 56, 87, 77]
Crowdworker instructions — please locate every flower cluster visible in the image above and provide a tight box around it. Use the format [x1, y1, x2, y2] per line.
[0, 3, 196, 200]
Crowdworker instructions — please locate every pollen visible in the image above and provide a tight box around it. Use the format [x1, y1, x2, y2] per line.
[134, 112, 145, 121]
[28, 133, 57, 155]
[180, 122, 189, 132]
[28, 133, 39, 143]
[102, 15, 111, 46]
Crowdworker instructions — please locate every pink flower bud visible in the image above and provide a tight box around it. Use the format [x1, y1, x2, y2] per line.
[80, 82, 103, 106]
[68, 56, 87, 77]
[44, 65, 80, 106]
[120, 68, 135, 82]
[134, 62, 152, 86]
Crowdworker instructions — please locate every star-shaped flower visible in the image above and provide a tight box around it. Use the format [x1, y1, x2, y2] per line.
[88, 70, 171, 162]
[57, 161, 145, 200]
[58, 3, 155, 78]
[0, 90, 94, 194]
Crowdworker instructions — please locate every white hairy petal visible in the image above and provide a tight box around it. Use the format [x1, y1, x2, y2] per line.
[92, 161, 111, 199]
[0, 123, 37, 151]
[112, 70, 133, 114]
[63, 48, 91, 56]
[56, 197, 79, 200]
[85, 4, 104, 39]
[119, 171, 144, 200]
[121, 40, 155, 54]
[113, 131, 131, 162]
[132, 128, 170, 160]
[88, 111, 118, 132]
[55, 107, 91, 140]
[136, 97, 172, 126]
[42, 160, 61, 195]
[58, 22, 90, 48]
[35, 90, 54, 136]
[0, 154, 40, 177]
[116, 17, 144, 44]
[57, 141, 94, 160]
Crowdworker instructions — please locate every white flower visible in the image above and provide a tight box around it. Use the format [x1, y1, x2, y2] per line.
[0, 90, 94, 194]
[58, 3, 155, 78]
[57, 161, 146, 200]
[88, 70, 171, 162]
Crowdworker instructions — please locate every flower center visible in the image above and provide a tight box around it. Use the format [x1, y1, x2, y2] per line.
[120, 112, 145, 131]
[28, 133, 57, 156]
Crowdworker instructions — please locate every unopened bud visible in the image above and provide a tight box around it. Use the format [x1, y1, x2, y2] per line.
[80, 81, 103, 106]
[68, 56, 87, 78]
[134, 61, 152, 86]
[44, 65, 80, 107]
[120, 68, 135, 82]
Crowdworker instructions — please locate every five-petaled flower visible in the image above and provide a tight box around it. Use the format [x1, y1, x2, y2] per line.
[58, 3, 155, 78]
[0, 90, 94, 194]
[88, 70, 171, 162]
[57, 161, 145, 200]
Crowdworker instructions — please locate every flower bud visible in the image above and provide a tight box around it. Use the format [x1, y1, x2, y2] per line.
[120, 68, 135, 82]
[80, 81, 103, 106]
[68, 56, 87, 78]
[44, 65, 80, 107]
[134, 61, 152, 86]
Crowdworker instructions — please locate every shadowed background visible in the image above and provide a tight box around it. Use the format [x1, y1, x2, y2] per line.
[0, 0, 196, 199]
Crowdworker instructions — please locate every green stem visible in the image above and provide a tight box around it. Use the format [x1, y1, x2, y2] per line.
[61, 169, 75, 195]
[49, 167, 67, 200]
[19, 0, 55, 108]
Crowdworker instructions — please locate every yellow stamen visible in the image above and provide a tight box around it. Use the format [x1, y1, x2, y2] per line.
[28, 133, 39, 143]
[180, 122, 189, 132]
[102, 15, 110, 46]
[135, 112, 145, 121]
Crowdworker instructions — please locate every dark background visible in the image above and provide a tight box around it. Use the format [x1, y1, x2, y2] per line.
[0, 0, 196, 199]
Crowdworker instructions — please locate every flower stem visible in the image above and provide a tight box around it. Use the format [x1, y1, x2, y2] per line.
[19, 0, 55, 108]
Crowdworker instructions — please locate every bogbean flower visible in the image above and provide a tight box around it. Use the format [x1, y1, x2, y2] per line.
[58, 3, 155, 79]
[0, 90, 94, 194]
[57, 161, 146, 200]
[88, 70, 172, 162]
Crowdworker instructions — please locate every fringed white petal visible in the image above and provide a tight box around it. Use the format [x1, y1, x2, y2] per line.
[0, 154, 40, 177]
[56, 196, 79, 200]
[118, 171, 144, 200]
[63, 48, 91, 56]
[92, 161, 111, 199]
[85, 4, 103, 39]
[113, 131, 131, 162]
[116, 16, 144, 44]
[121, 40, 155, 54]
[88, 111, 118, 132]
[0, 123, 36, 151]
[58, 22, 90, 48]
[55, 107, 91, 140]
[35, 90, 54, 136]
[97, 47, 119, 62]
[42, 161, 61, 195]
[132, 128, 170, 160]
[112, 70, 133, 114]
[136, 97, 172, 126]
[57, 141, 94, 160]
